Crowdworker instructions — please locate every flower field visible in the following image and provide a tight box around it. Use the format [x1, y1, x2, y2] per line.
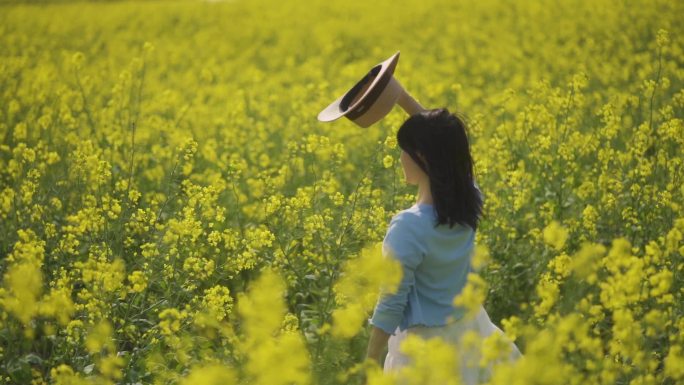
[1, 0, 683, 383]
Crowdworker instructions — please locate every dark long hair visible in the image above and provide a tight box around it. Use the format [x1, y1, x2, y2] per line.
[396, 107, 483, 231]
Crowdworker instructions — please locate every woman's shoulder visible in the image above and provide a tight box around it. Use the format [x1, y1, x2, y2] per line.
[389, 205, 430, 230]
[391, 204, 476, 235]
[391, 205, 420, 219]
[384, 207, 429, 257]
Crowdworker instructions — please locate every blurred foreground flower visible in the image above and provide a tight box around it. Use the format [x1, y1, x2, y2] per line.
[237, 267, 312, 385]
[331, 242, 402, 338]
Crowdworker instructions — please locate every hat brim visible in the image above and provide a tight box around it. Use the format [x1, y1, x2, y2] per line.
[317, 51, 400, 122]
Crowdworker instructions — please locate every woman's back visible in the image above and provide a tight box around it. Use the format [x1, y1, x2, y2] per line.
[369, 202, 475, 336]
[408, 202, 475, 320]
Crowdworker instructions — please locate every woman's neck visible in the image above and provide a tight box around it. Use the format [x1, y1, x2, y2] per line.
[416, 180, 433, 205]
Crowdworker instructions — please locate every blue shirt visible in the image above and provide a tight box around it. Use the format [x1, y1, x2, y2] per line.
[367, 202, 476, 336]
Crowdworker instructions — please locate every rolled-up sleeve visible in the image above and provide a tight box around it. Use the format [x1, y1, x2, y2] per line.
[368, 213, 424, 336]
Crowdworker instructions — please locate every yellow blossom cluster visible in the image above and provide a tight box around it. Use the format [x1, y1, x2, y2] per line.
[329, 242, 402, 338]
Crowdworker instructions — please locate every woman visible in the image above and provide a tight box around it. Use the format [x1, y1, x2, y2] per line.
[365, 108, 522, 384]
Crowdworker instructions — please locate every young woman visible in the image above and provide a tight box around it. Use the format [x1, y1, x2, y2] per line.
[365, 108, 522, 383]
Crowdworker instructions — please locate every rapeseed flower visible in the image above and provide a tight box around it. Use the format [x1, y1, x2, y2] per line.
[542, 220, 569, 251]
[237, 267, 312, 384]
[453, 273, 488, 321]
[331, 242, 402, 338]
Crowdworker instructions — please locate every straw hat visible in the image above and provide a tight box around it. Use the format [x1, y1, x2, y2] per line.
[317, 51, 425, 127]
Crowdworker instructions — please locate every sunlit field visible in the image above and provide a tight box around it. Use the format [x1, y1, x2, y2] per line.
[1, 0, 683, 384]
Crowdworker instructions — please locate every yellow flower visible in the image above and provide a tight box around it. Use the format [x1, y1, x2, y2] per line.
[501, 315, 523, 342]
[546, 252, 571, 279]
[180, 363, 237, 385]
[202, 285, 234, 321]
[51, 364, 88, 385]
[127, 271, 148, 293]
[480, 331, 515, 367]
[237, 267, 312, 385]
[13, 121, 27, 141]
[330, 242, 402, 338]
[543, 220, 569, 250]
[471, 244, 491, 271]
[664, 344, 684, 381]
[656, 28, 669, 48]
[331, 303, 367, 338]
[39, 287, 75, 326]
[384, 135, 397, 149]
[85, 321, 114, 354]
[2, 261, 42, 325]
[665, 226, 682, 255]
[382, 155, 394, 168]
[0, 188, 14, 218]
[569, 242, 606, 284]
[454, 272, 488, 320]
[534, 273, 560, 317]
[581, 204, 599, 236]
[281, 312, 300, 333]
[395, 334, 461, 385]
[158, 308, 183, 336]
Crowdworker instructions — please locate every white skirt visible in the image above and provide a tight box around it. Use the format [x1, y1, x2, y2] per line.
[384, 305, 523, 384]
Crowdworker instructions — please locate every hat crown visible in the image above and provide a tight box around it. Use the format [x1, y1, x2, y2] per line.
[339, 64, 382, 112]
[317, 51, 425, 127]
